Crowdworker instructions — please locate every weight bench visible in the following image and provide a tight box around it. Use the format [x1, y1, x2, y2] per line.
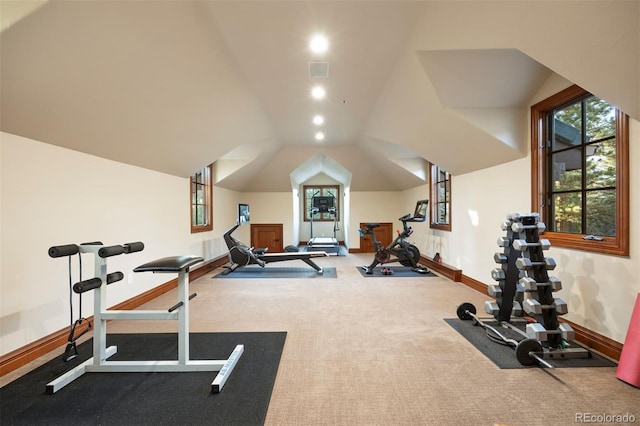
[46, 243, 243, 394]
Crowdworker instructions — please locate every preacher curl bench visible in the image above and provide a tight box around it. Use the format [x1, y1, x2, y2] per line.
[47, 241, 243, 394]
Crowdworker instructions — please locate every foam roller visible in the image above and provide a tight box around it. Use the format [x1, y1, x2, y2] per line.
[617, 293, 640, 387]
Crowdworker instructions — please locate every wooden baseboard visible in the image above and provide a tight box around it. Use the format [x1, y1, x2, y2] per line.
[421, 256, 462, 282]
[0, 256, 227, 377]
[558, 317, 623, 361]
[0, 327, 77, 377]
[460, 274, 489, 295]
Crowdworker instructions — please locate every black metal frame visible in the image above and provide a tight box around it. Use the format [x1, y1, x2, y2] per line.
[360, 201, 429, 275]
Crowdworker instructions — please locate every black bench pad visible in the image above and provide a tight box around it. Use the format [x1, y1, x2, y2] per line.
[133, 255, 203, 273]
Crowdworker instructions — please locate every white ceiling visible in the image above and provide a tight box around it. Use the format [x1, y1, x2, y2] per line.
[2, 0, 612, 192]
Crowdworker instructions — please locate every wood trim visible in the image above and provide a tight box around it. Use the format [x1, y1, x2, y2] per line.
[429, 163, 452, 232]
[421, 255, 462, 282]
[1, 327, 79, 377]
[459, 274, 489, 295]
[558, 317, 623, 361]
[251, 223, 284, 252]
[302, 184, 341, 222]
[359, 222, 393, 254]
[530, 86, 629, 256]
[0, 256, 226, 377]
[190, 164, 213, 234]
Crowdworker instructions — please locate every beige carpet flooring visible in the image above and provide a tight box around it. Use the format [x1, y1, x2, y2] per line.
[2, 253, 638, 425]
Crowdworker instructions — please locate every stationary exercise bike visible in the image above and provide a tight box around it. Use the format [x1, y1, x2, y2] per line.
[360, 200, 429, 275]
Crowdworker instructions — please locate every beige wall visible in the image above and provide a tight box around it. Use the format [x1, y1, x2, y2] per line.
[236, 192, 295, 247]
[400, 80, 640, 343]
[0, 133, 233, 354]
[348, 191, 404, 248]
[421, 136, 640, 343]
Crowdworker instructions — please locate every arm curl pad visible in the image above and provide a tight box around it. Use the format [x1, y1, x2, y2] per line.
[98, 245, 125, 258]
[123, 242, 144, 254]
[107, 271, 124, 284]
[48, 244, 79, 258]
[73, 278, 102, 293]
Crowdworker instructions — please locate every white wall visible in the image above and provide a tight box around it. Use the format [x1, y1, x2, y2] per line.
[0, 133, 233, 355]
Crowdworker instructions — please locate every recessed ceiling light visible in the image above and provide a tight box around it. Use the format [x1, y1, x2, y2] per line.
[315, 131, 325, 141]
[309, 34, 328, 54]
[311, 86, 325, 100]
[313, 115, 324, 125]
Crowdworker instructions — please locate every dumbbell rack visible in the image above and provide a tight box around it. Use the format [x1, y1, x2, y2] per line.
[492, 213, 591, 363]
[487, 214, 527, 322]
[457, 213, 591, 366]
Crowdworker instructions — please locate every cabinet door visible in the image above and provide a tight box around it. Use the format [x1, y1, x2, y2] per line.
[251, 224, 284, 252]
[359, 222, 393, 252]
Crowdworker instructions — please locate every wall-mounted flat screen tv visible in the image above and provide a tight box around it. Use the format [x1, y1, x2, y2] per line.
[238, 204, 250, 225]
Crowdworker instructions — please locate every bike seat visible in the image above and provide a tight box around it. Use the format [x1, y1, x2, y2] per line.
[364, 223, 380, 229]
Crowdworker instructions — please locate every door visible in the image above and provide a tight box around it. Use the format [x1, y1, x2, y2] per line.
[251, 224, 284, 253]
[359, 222, 393, 253]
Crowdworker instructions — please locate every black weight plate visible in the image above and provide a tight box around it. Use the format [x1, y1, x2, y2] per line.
[515, 338, 543, 366]
[456, 302, 476, 320]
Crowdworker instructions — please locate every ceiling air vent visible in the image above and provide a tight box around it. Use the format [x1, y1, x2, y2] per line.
[309, 62, 329, 78]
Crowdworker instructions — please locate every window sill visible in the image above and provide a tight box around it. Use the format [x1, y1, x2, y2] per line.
[544, 232, 628, 256]
[191, 225, 213, 234]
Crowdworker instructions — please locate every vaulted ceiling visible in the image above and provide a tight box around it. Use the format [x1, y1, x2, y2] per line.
[1, 1, 637, 192]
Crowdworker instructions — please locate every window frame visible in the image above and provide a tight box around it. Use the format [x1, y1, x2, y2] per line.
[190, 164, 213, 233]
[530, 85, 629, 256]
[303, 185, 340, 222]
[430, 163, 452, 232]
